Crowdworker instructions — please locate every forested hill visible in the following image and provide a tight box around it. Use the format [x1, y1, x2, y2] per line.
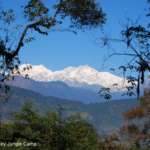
[0, 86, 138, 134]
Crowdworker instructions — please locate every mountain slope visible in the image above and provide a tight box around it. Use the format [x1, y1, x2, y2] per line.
[8, 76, 102, 103]
[0, 86, 138, 134]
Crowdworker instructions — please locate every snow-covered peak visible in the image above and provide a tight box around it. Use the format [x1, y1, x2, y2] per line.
[19, 64, 127, 90]
[19, 64, 52, 82]
[31, 65, 52, 74]
[63, 65, 97, 73]
[54, 65, 98, 79]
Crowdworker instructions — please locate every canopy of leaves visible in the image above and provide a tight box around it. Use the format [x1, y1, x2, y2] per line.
[55, 0, 106, 28]
[0, 102, 99, 150]
[24, 0, 49, 21]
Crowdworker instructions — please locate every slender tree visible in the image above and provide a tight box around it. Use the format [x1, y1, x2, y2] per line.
[100, 0, 150, 99]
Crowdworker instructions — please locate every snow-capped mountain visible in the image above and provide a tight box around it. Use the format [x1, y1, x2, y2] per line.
[7, 64, 136, 103]
[19, 64, 127, 92]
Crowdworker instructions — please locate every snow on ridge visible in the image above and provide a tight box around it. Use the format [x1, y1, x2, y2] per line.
[19, 64, 127, 90]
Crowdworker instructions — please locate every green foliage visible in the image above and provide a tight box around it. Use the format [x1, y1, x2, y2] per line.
[0, 100, 149, 150]
[55, 0, 106, 28]
[0, 102, 99, 150]
[24, 0, 49, 21]
[0, 86, 138, 134]
[64, 114, 98, 150]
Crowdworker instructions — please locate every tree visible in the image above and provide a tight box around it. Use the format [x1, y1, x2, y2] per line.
[0, 0, 106, 82]
[100, 0, 150, 99]
[64, 114, 99, 150]
[0, 102, 100, 150]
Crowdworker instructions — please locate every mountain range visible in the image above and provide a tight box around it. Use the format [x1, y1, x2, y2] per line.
[1, 64, 148, 134]
[19, 64, 127, 90]
[7, 64, 134, 103]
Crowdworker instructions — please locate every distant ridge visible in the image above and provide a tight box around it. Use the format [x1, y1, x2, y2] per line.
[0, 86, 138, 134]
[6, 64, 136, 103]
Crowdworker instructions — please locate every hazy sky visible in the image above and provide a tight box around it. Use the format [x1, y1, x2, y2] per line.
[1, 0, 148, 74]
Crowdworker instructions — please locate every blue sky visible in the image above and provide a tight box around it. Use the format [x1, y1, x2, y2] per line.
[1, 0, 148, 74]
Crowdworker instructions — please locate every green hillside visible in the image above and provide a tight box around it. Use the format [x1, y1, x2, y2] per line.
[0, 86, 138, 134]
